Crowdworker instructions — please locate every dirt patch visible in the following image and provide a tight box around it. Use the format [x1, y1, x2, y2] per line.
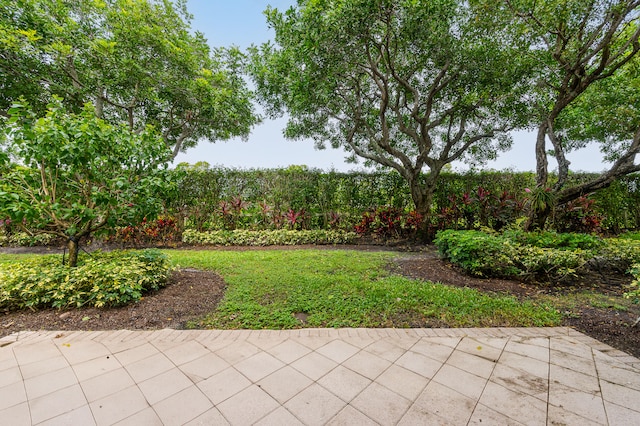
[1, 244, 639, 359]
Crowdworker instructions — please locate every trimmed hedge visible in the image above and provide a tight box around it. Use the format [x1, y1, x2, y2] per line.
[0, 249, 172, 310]
[182, 229, 358, 246]
[434, 230, 640, 282]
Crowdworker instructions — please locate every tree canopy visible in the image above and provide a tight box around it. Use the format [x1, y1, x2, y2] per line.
[250, 0, 531, 215]
[0, 0, 260, 158]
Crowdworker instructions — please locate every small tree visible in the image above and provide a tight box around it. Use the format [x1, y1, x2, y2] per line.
[0, 98, 172, 266]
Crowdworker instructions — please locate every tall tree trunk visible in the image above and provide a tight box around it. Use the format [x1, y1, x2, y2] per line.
[526, 122, 553, 230]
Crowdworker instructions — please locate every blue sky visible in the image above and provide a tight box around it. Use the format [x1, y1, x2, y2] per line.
[175, 0, 606, 173]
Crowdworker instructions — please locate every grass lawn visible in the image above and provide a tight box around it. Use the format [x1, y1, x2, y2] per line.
[165, 249, 561, 329]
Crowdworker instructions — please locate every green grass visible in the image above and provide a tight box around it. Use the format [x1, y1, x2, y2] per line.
[165, 249, 561, 329]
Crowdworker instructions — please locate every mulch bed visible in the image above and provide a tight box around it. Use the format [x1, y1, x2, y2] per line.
[1, 244, 639, 359]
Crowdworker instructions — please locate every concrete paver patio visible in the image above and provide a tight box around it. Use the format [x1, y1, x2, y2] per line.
[1, 327, 639, 425]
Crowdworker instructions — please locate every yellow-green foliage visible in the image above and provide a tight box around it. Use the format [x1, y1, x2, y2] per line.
[182, 229, 358, 246]
[0, 249, 172, 310]
[625, 264, 640, 303]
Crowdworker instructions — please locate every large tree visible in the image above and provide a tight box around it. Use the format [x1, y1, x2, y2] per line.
[0, 98, 173, 266]
[493, 0, 640, 229]
[249, 0, 530, 219]
[0, 0, 259, 158]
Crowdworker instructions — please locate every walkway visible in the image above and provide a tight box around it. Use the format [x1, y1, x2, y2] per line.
[1, 327, 639, 425]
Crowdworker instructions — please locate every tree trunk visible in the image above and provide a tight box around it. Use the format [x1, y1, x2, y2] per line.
[67, 238, 79, 268]
[526, 122, 552, 231]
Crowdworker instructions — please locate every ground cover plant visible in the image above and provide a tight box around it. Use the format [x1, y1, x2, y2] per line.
[0, 249, 171, 310]
[166, 249, 561, 329]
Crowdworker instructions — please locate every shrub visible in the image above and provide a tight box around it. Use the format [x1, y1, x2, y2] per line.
[553, 196, 604, 234]
[599, 238, 640, 265]
[355, 207, 423, 238]
[433, 230, 520, 277]
[503, 230, 603, 251]
[182, 229, 358, 246]
[0, 249, 172, 310]
[0, 232, 59, 247]
[435, 230, 596, 281]
[110, 217, 180, 247]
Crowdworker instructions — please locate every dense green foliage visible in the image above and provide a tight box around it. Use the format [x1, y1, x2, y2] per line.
[0, 250, 171, 310]
[166, 249, 560, 329]
[182, 229, 357, 246]
[0, 0, 258, 157]
[0, 99, 172, 265]
[164, 166, 640, 233]
[435, 230, 640, 282]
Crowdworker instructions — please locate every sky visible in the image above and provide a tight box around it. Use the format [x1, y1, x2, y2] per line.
[174, 0, 608, 173]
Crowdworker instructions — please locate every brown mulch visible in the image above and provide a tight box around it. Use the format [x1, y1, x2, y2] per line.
[1, 244, 639, 359]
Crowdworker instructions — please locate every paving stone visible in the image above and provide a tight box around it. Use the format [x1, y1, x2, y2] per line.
[468, 403, 525, 425]
[375, 364, 430, 401]
[267, 339, 312, 364]
[234, 351, 285, 382]
[478, 381, 546, 426]
[410, 381, 476, 425]
[351, 382, 411, 425]
[254, 406, 304, 425]
[138, 368, 194, 405]
[0, 380, 27, 411]
[40, 405, 96, 426]
[285, 383, 347, 426]
[80, 368, 136, 403]
[217, 385, 280, 425]
[152, 386, 213, 426]
[446, 348, 497, 379]
[30, 384, 88, 425]
[342, 349, 392, 380]
[24, 366, 79, 400]
[316, 339, 360, 363]
[179, 352, 230, 383]
[549, 382, 607, 424]
[432, 363, 488, 401]
[290, 351, 338, 381]
[197, 367, 251, 405]
[0, 402, 31, 426]
[327, 405, 377, 425]
[112, 407, 163, 426]
[317, 365, 372, 402]
[257, 365, 313, 404]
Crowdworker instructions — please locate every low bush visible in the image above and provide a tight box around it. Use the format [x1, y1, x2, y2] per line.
[503, 230, 603, 251]
[599, 238, 640, 265]
[434, 230, 634, 282]
[0, 249, 172, 310]
[0, 232, 59, 247]
[182, 229, 358, 246]
[433, 230, 520, 277]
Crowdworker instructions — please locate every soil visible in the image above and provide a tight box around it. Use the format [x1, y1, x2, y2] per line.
[1, 244, 639, 359]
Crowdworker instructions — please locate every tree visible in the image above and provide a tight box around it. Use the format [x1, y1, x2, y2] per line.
[0, 98, 173, 266]
[494, 0, 640, 229]
[249, 0, 529, 221]
[0, 0, 259, 158]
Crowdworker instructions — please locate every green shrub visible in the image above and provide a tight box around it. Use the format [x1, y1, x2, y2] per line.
[0, 249, 172, 310]
[0, 232, 59, 247]
[514, 246, 590, 281]
[182, 229, 358, 246]
[433, 230, 520, 277]
[599, 238, 640, 265]
[503, 230, 603, 250]
[435, 230, 598, 281]
[619, 231, 640, 241]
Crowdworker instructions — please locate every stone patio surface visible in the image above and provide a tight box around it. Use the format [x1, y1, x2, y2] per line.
[1, 327, 639, 425]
